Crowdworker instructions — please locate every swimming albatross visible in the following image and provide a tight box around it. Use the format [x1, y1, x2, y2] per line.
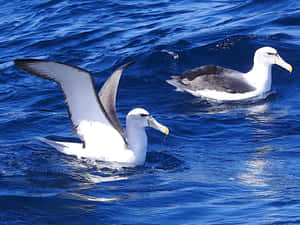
[167, 47, 292, 101]
[14, 59, 169, 165]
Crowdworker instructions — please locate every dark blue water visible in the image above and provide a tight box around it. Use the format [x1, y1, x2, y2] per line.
[1, 0, 300, 224]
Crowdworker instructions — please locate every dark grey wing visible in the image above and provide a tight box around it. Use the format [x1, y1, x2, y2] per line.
[179, 65, 255, 94]
[98, 62, 134, 137]
[182, 65, 226, 80]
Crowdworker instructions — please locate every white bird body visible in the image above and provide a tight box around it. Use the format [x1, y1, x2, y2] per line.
[167, 47, 292, 101]
[15, 60, 169, 166]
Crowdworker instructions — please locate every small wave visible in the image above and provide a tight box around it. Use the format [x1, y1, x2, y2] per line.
[161, 49, 179, 60]
[0, 61, 13, 70]
[0, 189, 65, 198]
[146, 151, 186, 171]
[62, 192, 121, 202]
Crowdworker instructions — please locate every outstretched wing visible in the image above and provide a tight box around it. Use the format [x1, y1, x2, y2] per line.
[98, 62, 134, 137]
[14, 59, 116, 143]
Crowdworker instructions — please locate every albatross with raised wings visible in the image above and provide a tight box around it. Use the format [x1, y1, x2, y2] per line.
[15, 60, 169, 166]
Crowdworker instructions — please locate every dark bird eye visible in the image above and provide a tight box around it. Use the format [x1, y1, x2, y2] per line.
[140, 113, 149, 117]
[267, 52, 276, 56]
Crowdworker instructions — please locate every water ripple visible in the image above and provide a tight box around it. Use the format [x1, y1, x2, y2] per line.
[2, 0, 300, 224]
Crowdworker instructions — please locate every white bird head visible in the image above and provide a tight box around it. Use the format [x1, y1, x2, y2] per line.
[127, 108, 169, 135]
[254, 47, 292, 73]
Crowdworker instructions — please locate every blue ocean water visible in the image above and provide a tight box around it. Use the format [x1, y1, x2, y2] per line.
[1, 0, 300, 224]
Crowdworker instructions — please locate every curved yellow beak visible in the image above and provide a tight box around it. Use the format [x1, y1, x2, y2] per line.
[148, 116, 169, 135]
[275, 54, 293, 73]
[164, 127, 170, 135]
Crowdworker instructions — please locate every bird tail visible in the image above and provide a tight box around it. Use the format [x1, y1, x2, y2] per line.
[37, 137, 83, 157]
[166, 76, 186, 92]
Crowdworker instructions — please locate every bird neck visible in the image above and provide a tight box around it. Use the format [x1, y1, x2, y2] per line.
[246, 61, 272, 93]
[125, 120, 148, 165]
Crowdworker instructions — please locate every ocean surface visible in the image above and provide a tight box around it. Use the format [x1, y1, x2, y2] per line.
[1, 0, 300, 224]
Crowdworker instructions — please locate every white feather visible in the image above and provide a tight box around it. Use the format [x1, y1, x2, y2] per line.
[15, 60, 168, 166]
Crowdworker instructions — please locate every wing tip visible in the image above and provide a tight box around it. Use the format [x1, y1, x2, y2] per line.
[14, 59, 38, 77]
[118, 61, 135, 71]
[14, 58, 43, 65]
[14, 59, 30, 69]
[14, 58, 48, 73]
